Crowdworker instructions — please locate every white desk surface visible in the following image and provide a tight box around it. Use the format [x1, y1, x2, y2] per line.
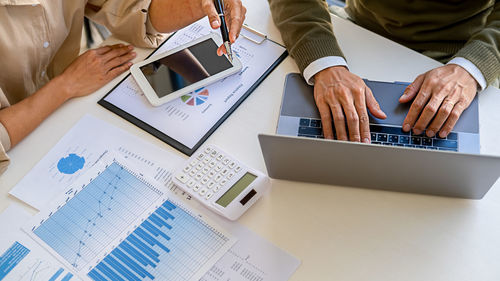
[2, 1, 500, 280]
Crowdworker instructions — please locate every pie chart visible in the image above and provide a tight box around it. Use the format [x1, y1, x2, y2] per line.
[181, 88, 209, 106]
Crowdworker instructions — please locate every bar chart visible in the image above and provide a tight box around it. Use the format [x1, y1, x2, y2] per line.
[87, 199, 231, 281]
[48, 268, 73, 281]
[29, 157, 234, 281]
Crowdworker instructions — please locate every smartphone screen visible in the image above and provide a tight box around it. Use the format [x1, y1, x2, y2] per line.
[139, 38, 233, 98]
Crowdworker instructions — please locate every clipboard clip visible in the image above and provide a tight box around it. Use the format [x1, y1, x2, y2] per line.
[241, 24, 267, 44]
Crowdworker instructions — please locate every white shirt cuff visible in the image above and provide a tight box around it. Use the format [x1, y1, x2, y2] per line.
[303, 56, 348, 85]
[447, 57, 487, 91]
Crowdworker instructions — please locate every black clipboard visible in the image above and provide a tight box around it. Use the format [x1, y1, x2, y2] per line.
[98, 24, 288, 156]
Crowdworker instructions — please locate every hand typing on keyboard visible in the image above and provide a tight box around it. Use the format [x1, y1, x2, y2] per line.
[298, 120, 459, 152]
[313, 66, 387, 143]
[399, 64, 477, 138]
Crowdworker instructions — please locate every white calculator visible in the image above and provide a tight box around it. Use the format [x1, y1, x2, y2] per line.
[173, 145, 270, 220]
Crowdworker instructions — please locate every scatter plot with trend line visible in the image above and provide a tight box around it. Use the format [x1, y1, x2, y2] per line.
[33, 162, 162, 270]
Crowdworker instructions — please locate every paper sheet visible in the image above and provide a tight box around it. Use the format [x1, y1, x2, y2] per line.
[9, 114, 185, 210]
[171, 192, 301, 281]
[8, 115, 300, 281]
[0, 204, 81, 281]
[102, 19, 286, 149]
[23, 153, 235, 281]
[201, 221, 301, 281]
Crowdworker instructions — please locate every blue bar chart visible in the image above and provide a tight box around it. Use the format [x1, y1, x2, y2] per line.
[29, 159, 233, 281]
[87, 199, 231, 281]
[48, 268, 64, 281]
[33, 162, 163, 270]
[0, 242, 30, 280]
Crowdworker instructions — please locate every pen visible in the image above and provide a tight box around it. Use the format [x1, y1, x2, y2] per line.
[213, 0, 233, 62]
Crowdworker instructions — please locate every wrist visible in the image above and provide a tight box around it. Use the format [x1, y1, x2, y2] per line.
[448, 64, 478, 91]
[51, 75, 74, 102]
[315, 65, 348, 81]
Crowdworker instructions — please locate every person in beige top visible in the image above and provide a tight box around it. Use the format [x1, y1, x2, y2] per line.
[0, 0, 246, 175]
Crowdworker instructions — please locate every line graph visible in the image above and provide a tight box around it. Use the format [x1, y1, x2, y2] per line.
[27, 260, 47, 281]
[6, 256, 74, 281]
[33, 162, 162, 270]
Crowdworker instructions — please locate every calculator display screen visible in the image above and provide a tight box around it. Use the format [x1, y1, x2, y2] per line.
[216, 173, 257, 207]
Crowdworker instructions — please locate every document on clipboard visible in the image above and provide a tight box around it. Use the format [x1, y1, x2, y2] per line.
[98, 18, 288, 155]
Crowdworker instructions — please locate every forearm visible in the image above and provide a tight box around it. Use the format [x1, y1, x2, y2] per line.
[453, 3, 500, 86]
[268, 0, 345, 72]
[0, 77, 70, 147]
[149, 0, 205, 33]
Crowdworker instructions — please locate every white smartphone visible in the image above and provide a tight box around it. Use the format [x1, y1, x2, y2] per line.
[131, 33, 242, 106]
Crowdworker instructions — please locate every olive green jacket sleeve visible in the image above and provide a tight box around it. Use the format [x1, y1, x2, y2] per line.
[454, 3, 500, 86]
[268, 0, 345, 73]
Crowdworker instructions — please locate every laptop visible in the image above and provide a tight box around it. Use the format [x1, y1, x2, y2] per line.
[258, 73, 500, 199]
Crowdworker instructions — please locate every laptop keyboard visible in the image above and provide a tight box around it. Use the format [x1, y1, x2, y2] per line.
[298, 118, 458, 152]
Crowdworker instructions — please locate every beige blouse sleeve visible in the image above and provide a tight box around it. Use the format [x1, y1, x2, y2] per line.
[85, 0, 166, 48]
[0, 87, 11, 176]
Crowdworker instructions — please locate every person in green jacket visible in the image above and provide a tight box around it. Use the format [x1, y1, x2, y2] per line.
[269, 0, 499, 143]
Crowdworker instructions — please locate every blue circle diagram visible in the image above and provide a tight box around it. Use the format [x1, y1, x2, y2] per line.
[57, 153, 85, 174]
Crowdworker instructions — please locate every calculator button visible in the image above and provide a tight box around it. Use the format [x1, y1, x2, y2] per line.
[220, 179, 228, 186]
[222, 158, 230, 165]
[196, 153, 205, 160]
[207, 181, 216, 189]
[235, 166, 241, 173]
[228, 162, 236, 169]
[199, 188, 208, 196]
[175, 173, 189, 184]
[210, 150, 218, 158]
[204, 147, 212, 154]
[213, 185, 220, 192]
[209, 160, 216, 168]
[205, 192, 213, 200]
[221, 169, 229, 176]
[182, 166, 191, 173]
[195, 163, 204, 170]
[188, 169, 196, 177]
[193, 184, 201, 192]
[208, 170, 216, 178]
[227, 172, 234, 179]
[201, 177, 210, 184]
[187, 179, 196, 188]
[203, 158, 210, 164]
[189, 160, 198, 166]
[202, 167, 210, 174]
[215, 164, 223, 172]
[195, 173, 203, 181]
[216, 154, 224, 161]
[214, 174, 223, 182]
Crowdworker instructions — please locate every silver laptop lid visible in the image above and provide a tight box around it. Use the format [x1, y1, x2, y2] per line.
[258, 134, 500, 199]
